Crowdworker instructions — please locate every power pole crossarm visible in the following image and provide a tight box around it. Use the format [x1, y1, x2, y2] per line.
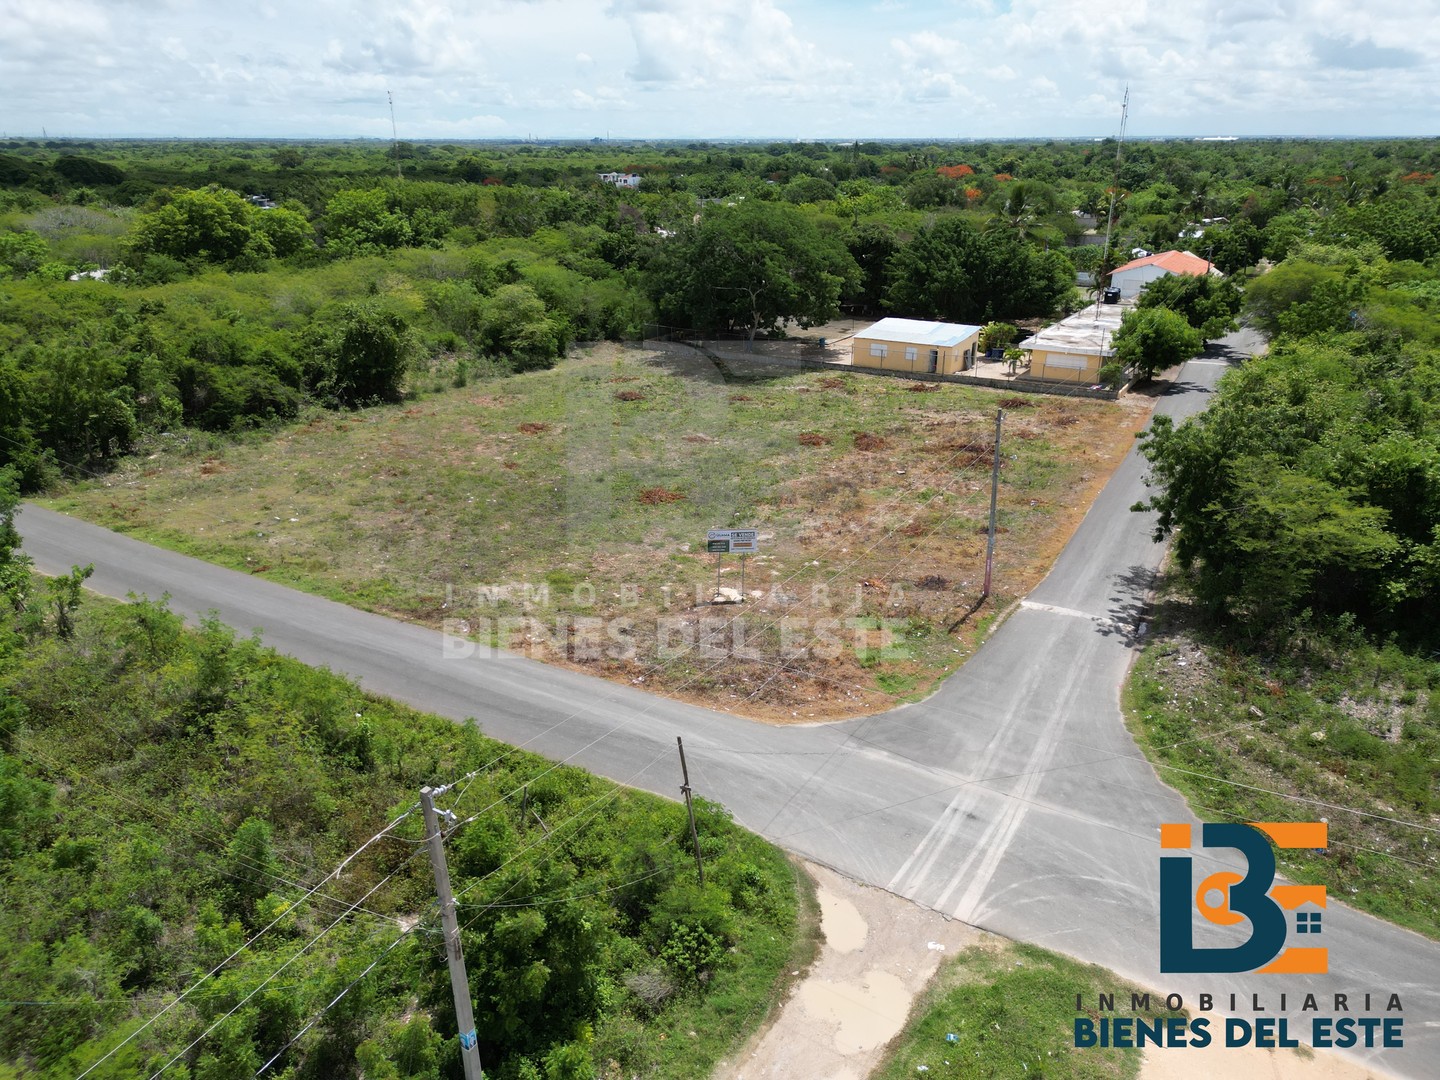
[420, 787, 484, 1079]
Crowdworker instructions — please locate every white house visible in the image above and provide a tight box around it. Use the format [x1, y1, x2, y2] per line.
[1109, 250, 1221, 299]
[598, 172, 643, 189]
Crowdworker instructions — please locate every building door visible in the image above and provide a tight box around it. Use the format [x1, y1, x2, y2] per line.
[928, 350, 939, 374]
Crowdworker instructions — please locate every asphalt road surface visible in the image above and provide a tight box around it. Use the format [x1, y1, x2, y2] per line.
[19, 329, 1439, 1077]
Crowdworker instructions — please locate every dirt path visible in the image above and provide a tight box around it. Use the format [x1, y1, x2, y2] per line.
[713, 863, 979, 1080]
[713, 862, 1397, 1080]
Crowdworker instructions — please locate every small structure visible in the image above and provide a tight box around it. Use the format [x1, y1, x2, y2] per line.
[1018, 300, 1132, 383]
[1109, 249, 1221, 299]
[851, 317, 982, 376]
[598, 172, 642, 189]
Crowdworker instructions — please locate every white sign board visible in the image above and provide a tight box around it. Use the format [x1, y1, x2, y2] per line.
[706, 528, 760, 554]
[727, 529, 759, 554]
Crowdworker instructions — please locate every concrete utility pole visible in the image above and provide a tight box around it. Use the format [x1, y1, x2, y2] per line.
[677, 738, 704, 886]
[420, 787, 484, 1080]
[982, 409, 1004, 599]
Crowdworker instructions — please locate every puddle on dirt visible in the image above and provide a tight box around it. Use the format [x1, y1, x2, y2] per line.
[817, 887, 869, 953]
[797, 970, 913, 1054]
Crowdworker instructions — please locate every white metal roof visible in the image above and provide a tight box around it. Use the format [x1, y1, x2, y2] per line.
[855, 317, 982, 348]
[1018, 300, 1132, 356]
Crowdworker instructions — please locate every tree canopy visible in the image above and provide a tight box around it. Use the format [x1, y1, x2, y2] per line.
[645, 200, 859, 340]
[1112, 306, 1203, 381]
[1136, 271, 1241, 341]
[1136, 336, 1440, 631]
[883, 216, 1073, 324]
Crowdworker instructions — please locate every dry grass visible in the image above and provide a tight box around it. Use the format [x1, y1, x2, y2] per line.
[48, 342, 1153, 722]
[638, 487, 686, 505]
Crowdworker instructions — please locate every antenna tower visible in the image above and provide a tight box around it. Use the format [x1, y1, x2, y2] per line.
[388, 91, 402, 179]
[1099, 85, 1129, 287]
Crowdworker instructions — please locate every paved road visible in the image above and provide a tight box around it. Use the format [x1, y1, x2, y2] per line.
[19, 329, 1438, 1077]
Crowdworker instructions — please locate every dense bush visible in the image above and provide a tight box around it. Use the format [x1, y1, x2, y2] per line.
[0, 510, 802, 1078]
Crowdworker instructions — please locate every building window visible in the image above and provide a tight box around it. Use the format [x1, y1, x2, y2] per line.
[904, 346, 918, 361]
[869, 343, 888, 358]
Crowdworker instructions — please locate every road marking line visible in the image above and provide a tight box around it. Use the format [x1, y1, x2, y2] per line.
[1020, 600, 1119, 629]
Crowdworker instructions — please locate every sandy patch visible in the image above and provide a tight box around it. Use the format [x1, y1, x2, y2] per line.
[712, 862, 979, 1080]
[1140, 1040, 1397, 1080]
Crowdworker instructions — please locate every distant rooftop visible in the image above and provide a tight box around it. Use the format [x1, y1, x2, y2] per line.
[1111, 249, 1219, 276]
[855, 317, 982, 347]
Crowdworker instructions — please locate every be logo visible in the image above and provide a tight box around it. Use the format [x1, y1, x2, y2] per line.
[1160, 821, 1328, 974]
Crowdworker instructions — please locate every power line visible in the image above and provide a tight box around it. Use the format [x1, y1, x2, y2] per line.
[254, 930, 415, 1077]
[145, 842, 429, 1080]
[74, 805, 420, 1080]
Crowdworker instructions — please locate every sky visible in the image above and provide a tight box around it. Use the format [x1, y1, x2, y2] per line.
[3, 0, 1439, 140]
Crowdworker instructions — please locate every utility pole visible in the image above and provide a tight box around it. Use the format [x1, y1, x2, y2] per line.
[982, 409, 1004, 599]
[420, 787, 484, 1080]
[676, 738, 704, 886]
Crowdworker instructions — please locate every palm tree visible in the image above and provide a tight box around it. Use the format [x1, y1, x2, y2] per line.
[990, 180, 1060, 246]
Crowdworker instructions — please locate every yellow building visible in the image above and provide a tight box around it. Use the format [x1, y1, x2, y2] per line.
[1019, 299, 1130, 383]
[851, 317, 983, 377]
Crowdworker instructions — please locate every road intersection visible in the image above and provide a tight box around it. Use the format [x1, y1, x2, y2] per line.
[19, 332, 1438, 1076]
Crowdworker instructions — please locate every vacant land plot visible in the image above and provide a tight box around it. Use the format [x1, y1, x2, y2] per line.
[1125, 595, 1440, 940]
[49, 342, 1150, 720]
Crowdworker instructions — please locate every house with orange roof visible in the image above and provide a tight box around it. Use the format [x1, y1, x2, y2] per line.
[1109, 250, 1221, 299]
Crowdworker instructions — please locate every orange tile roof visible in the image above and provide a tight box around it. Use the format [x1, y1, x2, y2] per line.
[1112, 250, 1218, 276]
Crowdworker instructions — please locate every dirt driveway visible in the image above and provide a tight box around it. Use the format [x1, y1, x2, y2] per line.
[715, 863, 1396, 1080]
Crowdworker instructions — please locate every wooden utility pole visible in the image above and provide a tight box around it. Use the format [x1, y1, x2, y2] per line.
[420, 787, 484, 1080]
[676, 738, 704, 886]
[982, 409, 1004, 599]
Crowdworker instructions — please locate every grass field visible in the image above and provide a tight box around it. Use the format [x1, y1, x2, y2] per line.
[48, 341, 1150, 720]
[1124, 592, 1440, 940]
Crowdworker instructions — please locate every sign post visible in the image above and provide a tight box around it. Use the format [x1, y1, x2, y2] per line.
[704, 529, 760, 602]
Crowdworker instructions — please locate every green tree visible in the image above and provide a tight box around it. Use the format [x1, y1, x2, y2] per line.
[0, 466, 28, 610]
[1244, 259, 1369, 338]
[645, 201, 858, 342]
[1112, 306, 1202, 380]
[1206, 219, 1264, 274]
[252, 206, 314, 259]
[989, 179, 1061, 245]
[1135, 338, 1440, 629]
[479, 283, 566, 371]
[323, 188, 412, 257]
[325, 303, 413, 406]
[843, 222, 900, 314]
[885, 216, 1071, 324]
[1136, 272, 1241, 341]
[52, 156, 126, 187]
[125, 186, 260, 266]
[0, 230, 48, 278]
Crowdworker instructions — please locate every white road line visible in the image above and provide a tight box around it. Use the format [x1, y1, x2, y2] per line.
[1020, 599, 1120, 629]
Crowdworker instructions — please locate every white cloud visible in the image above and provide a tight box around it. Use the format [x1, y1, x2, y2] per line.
[610, 0, 840, 89]
[0, 0, 1435, 137]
